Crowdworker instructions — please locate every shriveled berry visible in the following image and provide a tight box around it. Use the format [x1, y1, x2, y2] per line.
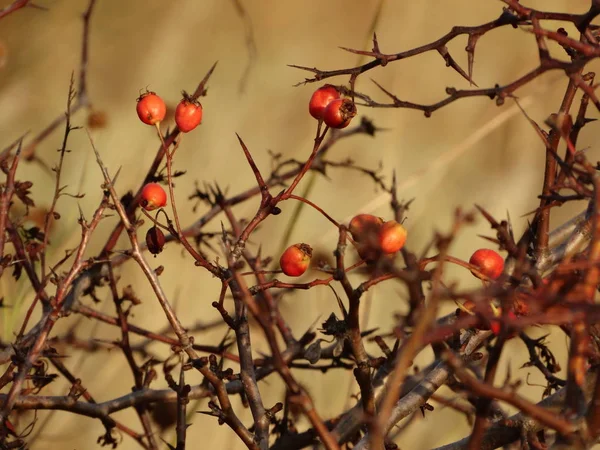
[136, 92, 166, 125]
[175, 93, 203, 132]
[349, 214, 383, 243]
[146, 226, 166, 256]
[280, 243, 312, 277]
[469, 248, 504, 280]
[309, 85, 340, 120]
[141, 183, 167, 211]
[356, 242, 385, 264]
[378, 220, 407, 254]
[323, 98, 357, 129]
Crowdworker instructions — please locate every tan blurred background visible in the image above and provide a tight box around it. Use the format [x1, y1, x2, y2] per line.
[1, 0, 599, 448]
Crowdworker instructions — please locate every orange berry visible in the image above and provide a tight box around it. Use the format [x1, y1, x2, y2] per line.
[378, 220, 407, 254]
[141, 183, 167, 211]
[280, 243, 312, 277]
[136, 92, 166, 125]
[469, 249, 504, 280]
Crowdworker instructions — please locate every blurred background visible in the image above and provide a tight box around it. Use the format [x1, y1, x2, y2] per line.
[1, 0, 598, 448]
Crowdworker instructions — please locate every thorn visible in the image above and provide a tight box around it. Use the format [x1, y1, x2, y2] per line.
[191, 61, 219, 100]
[477, 234, 501, 245]
[475, 204, 499, 226]
[236, 134, 270, 205]
[436, 45, 478, 87]
[220, 221, 228, 245]
[112, 166, 122, 185]
[327, 284, 348, 319]
[370, 78, 402, 106]
[506, 210, 515, 240]
[466, 33, 483, 87]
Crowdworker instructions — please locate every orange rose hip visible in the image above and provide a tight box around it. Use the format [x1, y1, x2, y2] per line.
[136, 91, 166, 125]
[280, 243, 312, 277]
[141, 183, 167, 211]
[469, 248, 504, 280]
[378, 220, 407, 254]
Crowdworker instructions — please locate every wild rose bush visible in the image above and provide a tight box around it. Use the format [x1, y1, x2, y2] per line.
[2, 1, 600, 449]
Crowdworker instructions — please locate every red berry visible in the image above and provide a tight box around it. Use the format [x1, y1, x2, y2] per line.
[136, 92, 166, 125]
[490, 310, 517, 336]
[489, 319, 501, 335]
[3, 418, 17, 437]
[378, 220, 407, 254]
[349, 214, 383, 243]
[146, 226, 166, 256]
[141, 183, 167, 211]
[280, 243, 312, 277]
[175, 94, 203, 132]
[469, 248, 504, 280]
[309, 85, 340, 120]
[323, 98, 357, 129]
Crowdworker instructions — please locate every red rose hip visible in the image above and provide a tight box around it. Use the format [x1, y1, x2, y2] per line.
[175, 94, 203, 132]
[136, 92, 166, 125]
[141, 183, 167, 211]
[280, 243, 312, 277]
[323, 98, 357, 129]
[309, 85, 340, 120]
[469, 248, 504, 280]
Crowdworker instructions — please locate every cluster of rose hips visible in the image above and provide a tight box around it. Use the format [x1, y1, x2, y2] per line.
[137, 85, 503, 286]
[277, 89, 362, 276]
[279, 214, 407, 277]
[140, 182, 168, 256]
[136, 90, 203, 133]
[308, 85, 357, 128]
[349, 214, 407, 263]
[135, 89, 205, 257]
